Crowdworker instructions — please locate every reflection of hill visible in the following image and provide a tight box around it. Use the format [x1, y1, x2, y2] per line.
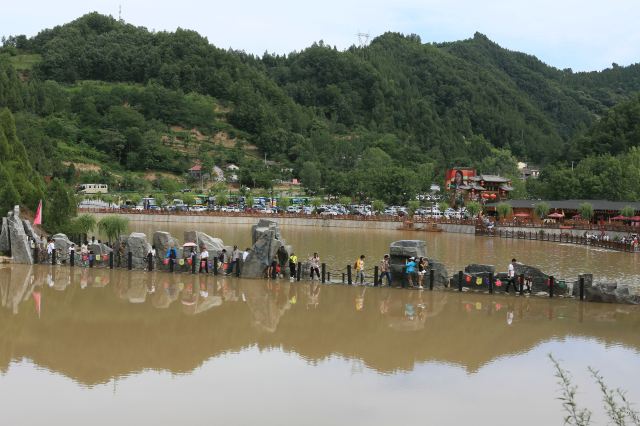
[1, 265, 639, 385]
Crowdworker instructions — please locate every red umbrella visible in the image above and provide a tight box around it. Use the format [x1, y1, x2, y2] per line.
[514, 213, 530, 217]
[631, 216, 640, 222]
[611, 215, 627, 220]
[548, 212, 564, 218]
[572, 214, 582, 220]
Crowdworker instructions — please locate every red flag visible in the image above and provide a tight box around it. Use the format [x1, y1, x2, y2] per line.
[33, 200, 42, 225]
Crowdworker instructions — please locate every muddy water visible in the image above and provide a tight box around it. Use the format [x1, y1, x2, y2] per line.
[1, 265, 639, 426]
[128, 222, 640, 286]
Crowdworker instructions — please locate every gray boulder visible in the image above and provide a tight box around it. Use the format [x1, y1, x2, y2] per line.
[427, 258, 449, 288]
[0, 217, 9, 253]
[252, 219, 280, 244]
[21, 219, 37, 241]
[465, 264, 495, 274]
[184, 231, 225, 253]
[585, 283, 639, 304]
[153, 231, 181, 260]
[7, 213, 32, 264]
[389, 240, 427, 285]
[52, 233, 75, 264]
[242, 220, 285, 278]
[125, 233, 151, 269]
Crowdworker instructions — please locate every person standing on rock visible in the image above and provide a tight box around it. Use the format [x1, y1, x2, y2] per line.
[199, 246, 209, 274]
[505, 258, 517, 293]
[379, 255, 392, 287]
[46, 239, 55, 262]
[309, 253, 320, 280]
[289, 252, 298, 281]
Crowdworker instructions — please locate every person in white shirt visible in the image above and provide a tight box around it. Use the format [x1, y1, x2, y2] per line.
[505, 258, 517, 293]
[242, 248, 250, 262]
[199, 247, 209, 274]
[46, 239, 55, 260]
[309, 253, 320, 280]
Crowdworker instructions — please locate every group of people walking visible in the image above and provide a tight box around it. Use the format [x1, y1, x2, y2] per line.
[162, 244, 249, 276]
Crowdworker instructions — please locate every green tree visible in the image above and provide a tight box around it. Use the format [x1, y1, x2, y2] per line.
[44, 178, 77, 231]
[579, 202, 594, 220]
[465, 201, 482, 218]
[534, 202, 550, 219]
[300, 161, 321, 193]
[278, 196, 291, 210]
[620, 205, 635, 218]
[215, 192, 228, 207]
[372, 199, 385, 214]
[496, 202, 513, 220]
[407, 200, 420, 217]
[339, 196, 352, 206]
[311, 197, 322, 212]
[97, 215, 129, 243]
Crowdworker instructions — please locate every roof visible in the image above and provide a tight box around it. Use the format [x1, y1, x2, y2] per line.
[188, 164, 202, 172]
[470, 174, 510, 183]
[485, 199, 640, 212]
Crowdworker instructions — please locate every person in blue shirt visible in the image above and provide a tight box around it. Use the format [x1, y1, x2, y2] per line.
[166, 245, 177, 272]
[405, 257, 417, 288]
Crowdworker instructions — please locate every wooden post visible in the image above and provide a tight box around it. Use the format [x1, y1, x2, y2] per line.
[127, 252, 133, 270]
[347, 265, 352, 285]
[321, 263, 326, 284]
[458, 271, 463, 292]
[429, 269, 434, 291]
[579, 276, 585, 301]
[374, 266, 379, 287]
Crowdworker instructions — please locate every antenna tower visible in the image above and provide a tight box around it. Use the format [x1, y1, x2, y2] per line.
[118, 5, 122, 21]
[357, 32, 370, 48]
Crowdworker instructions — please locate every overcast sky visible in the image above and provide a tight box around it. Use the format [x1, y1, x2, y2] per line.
[3, 0, 639, 71]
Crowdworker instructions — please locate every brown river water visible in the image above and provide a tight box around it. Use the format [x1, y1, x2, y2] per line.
[1, 224, 640, 425]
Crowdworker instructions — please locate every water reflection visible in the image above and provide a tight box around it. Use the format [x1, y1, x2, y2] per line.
[1, 265, 639, 386]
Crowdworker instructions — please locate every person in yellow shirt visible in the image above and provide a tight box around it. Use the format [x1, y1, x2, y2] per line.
[354, 255, 365, 284]
[289, 253, 298, 281]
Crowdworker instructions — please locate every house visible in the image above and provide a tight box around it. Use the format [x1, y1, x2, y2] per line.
[188, 162, 203, 179]
[226, 164, 240, 171]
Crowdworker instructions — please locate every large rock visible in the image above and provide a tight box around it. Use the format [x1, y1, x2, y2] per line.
[252, 219, 280, 244]
[586, 283, 640, 304]
[125, 233, 151, 269]
[465, 264, 495, 275]
[389, 240, 427, 285]
[0, 217, 9, 253]
[184, 231, 225, 253]
[153, 231, 181, 259]
[22, 219, 37, 241]
[513, 263, 556, 293]
[242, 220, 286, 278]
[427, 258, 449, 288]
[7, 211, 33, 264]
[52, 233, 75, 264]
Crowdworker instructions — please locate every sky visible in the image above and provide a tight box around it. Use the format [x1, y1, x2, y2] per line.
[2, 0, 640, 71]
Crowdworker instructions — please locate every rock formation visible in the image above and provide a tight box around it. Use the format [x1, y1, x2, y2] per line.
[6, 206, 33, 264]
[183, 231, 225, 254]
[389, 240, 426, 285]
[125, 233, 151, 269]
[242, 219, 287, 278]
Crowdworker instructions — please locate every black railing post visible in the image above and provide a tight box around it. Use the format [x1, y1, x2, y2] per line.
[127, 252, 133, 270]
[109, 251, 114, 269]
[213, 257, 218, 275]
[321, 263, 326, 283]
[69, 250, 74, 267]
[148, 252, 153, 271]
[429, 269, 434, 291]
[549, 276, 554, 298]
[374, 266, 379, 287]
[579, 276, 585, 301]
[51, 249, 56, 265]
[458, 271, 463, 292]
[347, 265, 352, 285]
[327, 272, 331, 282]
[489, 274, 494, 294]
[33, 246, 39, 264]
[342, 273, 345, 284]
[296, 262, 301, 281]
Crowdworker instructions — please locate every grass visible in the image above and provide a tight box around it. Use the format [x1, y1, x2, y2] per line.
[8, 53, 42, 70]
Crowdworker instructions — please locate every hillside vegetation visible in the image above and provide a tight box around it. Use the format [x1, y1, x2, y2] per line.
[1, 12, 640, 228]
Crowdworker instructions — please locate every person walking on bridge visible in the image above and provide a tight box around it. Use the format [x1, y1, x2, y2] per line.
[505, 258, 517, 293]
[354, 255, 365, 285]
[379, 255, 392, 287]
[309, 253, 321, 280]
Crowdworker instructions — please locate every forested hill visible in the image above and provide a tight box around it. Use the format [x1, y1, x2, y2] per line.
[2, 12, 640, 207]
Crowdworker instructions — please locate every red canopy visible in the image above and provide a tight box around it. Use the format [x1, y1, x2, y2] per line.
[611, 215, 627, 220]
[514, 213, 530, 217]
[631, 216, 640, 222]
[548, 212, 564, 218]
